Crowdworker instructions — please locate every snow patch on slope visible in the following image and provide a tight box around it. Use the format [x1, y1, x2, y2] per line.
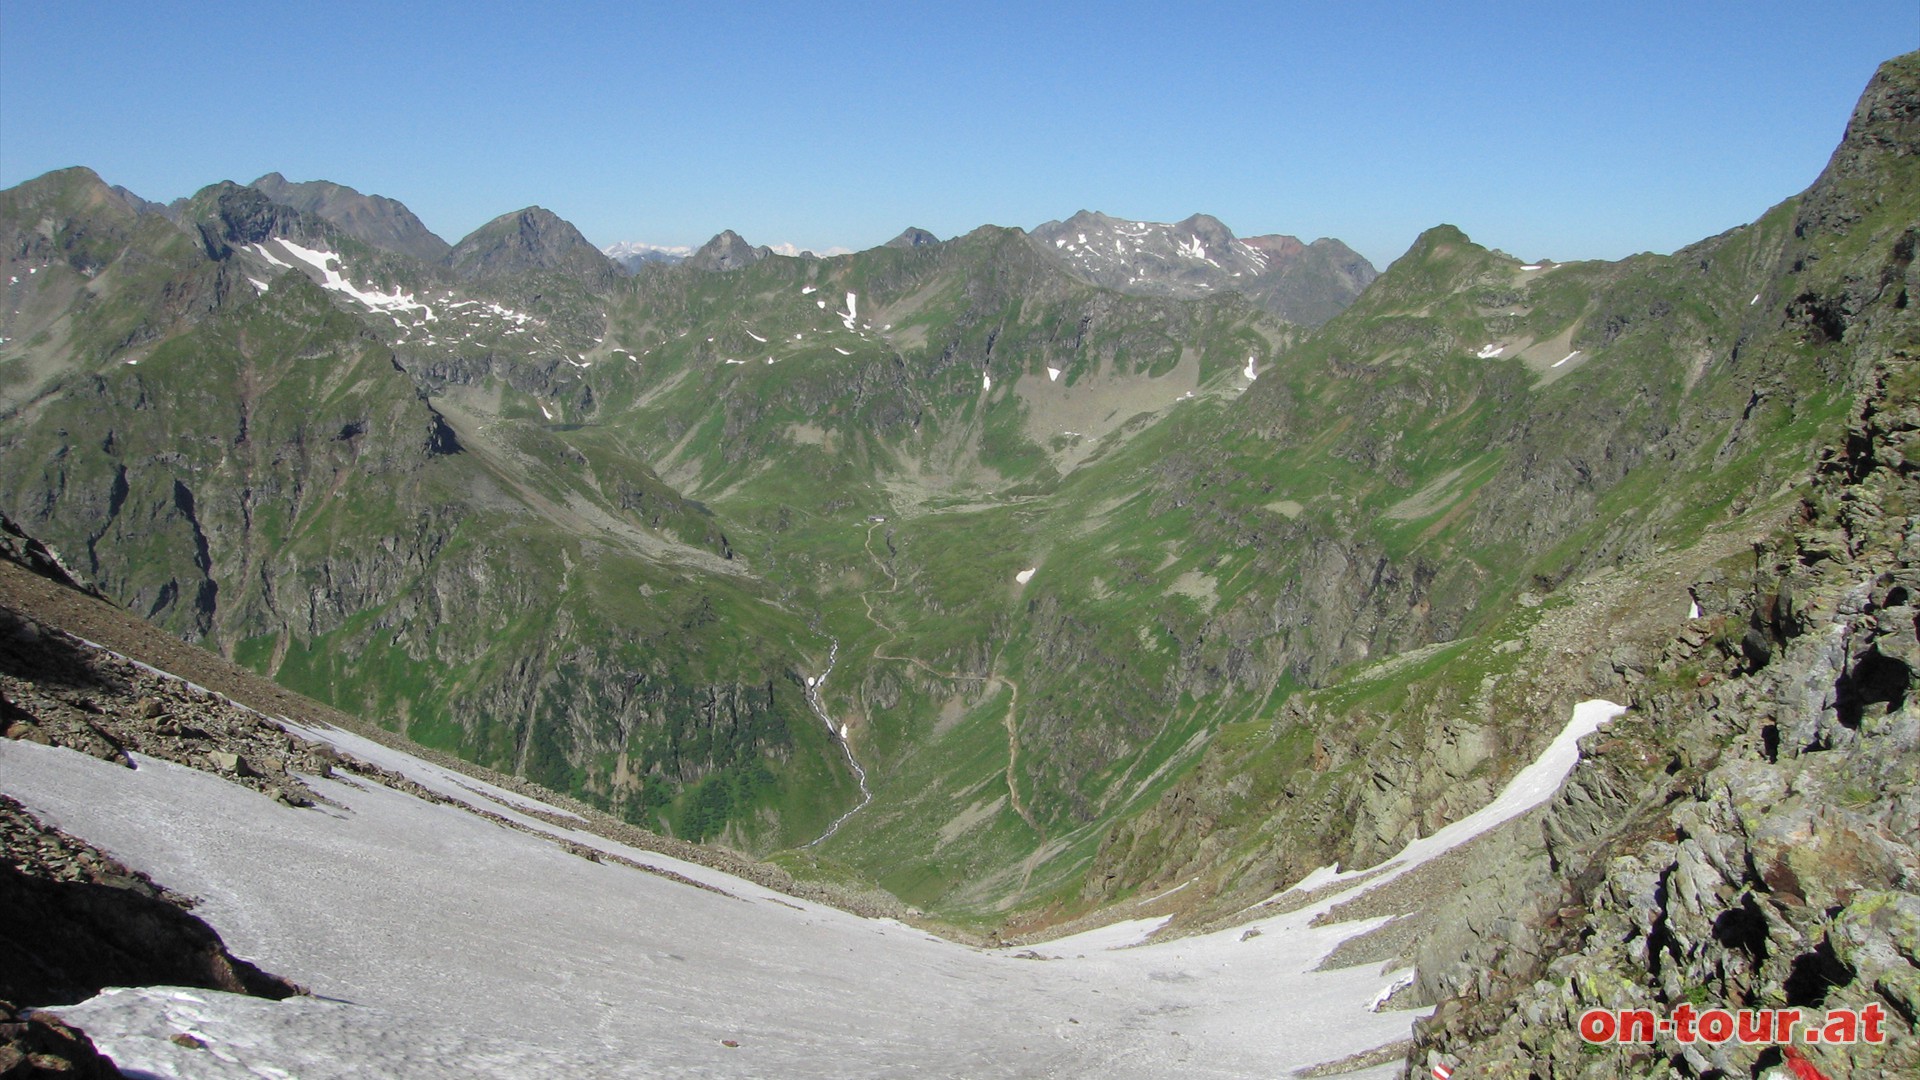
[262, 240, 434, 320]
[1253, 699, 1626, 907]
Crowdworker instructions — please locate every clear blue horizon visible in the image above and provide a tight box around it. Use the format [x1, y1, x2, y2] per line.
[1, 2, 1914, 270]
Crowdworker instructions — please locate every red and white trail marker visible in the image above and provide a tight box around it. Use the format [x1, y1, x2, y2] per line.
[1432, 1064, 1454, 1080]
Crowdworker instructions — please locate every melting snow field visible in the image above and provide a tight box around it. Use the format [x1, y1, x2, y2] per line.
[0, 688, 1625, 1079]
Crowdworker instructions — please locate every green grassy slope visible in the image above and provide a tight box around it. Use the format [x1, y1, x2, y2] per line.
[0, 119, 1889, 921]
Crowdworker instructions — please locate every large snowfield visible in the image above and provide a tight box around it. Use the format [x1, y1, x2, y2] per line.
[0, 698, 1623, 1078]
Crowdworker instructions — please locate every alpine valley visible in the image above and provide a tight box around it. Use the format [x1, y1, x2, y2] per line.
[1, 51, 1917, 1080]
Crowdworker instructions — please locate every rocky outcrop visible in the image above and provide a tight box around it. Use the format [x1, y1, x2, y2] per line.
[0, 513, 95, 598]
[1405, 433, 1920, 1080]
[189, 183, 325, 259]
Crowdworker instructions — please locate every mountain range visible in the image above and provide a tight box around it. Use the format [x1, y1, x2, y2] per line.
[1, 49, 1916, 1079]
[603, 240, 694, 272]
[1029, 210, 1378, 324]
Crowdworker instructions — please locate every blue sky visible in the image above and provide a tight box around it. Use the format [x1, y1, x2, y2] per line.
[1, 2, 1914, 268]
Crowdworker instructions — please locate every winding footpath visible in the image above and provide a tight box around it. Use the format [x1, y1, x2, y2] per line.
[857, 522, 1040, 832]
[804, 518, 1040, 848]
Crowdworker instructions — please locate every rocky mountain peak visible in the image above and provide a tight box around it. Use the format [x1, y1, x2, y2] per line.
[1236, 232, 1305, 261]
[0, 167, 160, 224]
[1793, 52, 1920, 248]
[1837, 51, 1920, 160]
[0, 167, 125, 221]
[686, 229, 771, 272]
[885, 226, 940, 249]
[186, 182, 326, 259]
[1170, 212, 1237, 249]
[249, 173, 451, 264]
[447, 206, 616, 282]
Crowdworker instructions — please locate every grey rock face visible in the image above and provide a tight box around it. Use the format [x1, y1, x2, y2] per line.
[685, 229, 771, 272]
[447, 207, 618, 283]
[884, 227, 939, 249]
[250, 173, 452, 264]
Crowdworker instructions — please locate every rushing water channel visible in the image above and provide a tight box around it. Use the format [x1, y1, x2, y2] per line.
[804, 638, 871, 846]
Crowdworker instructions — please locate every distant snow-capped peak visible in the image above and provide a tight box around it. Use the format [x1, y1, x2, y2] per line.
[767, 242, 854, 258]
[602, 241, 695, 260]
